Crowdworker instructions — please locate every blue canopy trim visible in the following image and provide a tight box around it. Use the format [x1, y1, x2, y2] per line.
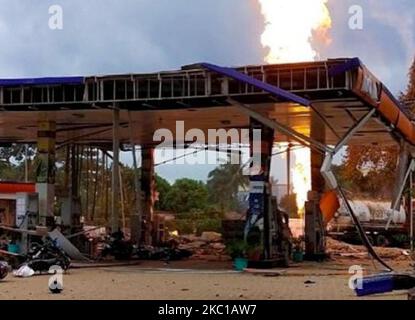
[328, 57, 361, 77]
[0, 76, 84, 87]
[201, 62, 310, 106]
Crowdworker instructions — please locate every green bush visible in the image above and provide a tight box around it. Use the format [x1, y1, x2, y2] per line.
[226, 239, 249, 259]
[169, 217, 222, 236]
[174, 219, 195, 235]
[170, 208, 222, 236]
[195, 218, 222, 235]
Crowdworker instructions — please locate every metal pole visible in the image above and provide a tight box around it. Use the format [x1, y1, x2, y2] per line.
[24, 144, 29, 183]
[286, 144, 291, 216]
[410, 171, 414, 252]
[119, 168, 126, 232]
[111, 108, 120, 232]
[387, 159, 415, 229]
[229, 99, 331, 154]
[128, 111, 143, 245]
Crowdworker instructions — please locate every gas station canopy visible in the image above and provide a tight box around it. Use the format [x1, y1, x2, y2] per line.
[0, 58, 410, 148]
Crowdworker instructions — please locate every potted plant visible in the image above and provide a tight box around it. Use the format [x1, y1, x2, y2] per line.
[226, 240, 249, 271]
[245, 226, 263, 262]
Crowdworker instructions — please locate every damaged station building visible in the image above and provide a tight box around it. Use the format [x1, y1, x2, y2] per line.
[0, 57, 414, 269]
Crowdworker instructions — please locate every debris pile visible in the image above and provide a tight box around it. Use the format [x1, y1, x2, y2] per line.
[178, 232, 231, 262]
[326, 237, 408, 260]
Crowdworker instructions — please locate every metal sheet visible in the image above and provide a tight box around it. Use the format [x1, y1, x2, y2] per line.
[48, 229, 89, 261]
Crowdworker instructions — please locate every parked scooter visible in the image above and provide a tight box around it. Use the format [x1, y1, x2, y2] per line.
[143, 247, 192, 261]
[19, 238, 71, 274]
[99, 229, 133, 260]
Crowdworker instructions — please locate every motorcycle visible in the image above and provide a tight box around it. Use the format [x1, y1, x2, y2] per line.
[135, 246, 192, 261]
[19, 238, 71, 274]
[99, 235, 133, 260]
[0, 261, 9, 280]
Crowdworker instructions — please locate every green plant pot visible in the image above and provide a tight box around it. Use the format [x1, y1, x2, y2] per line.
[234, 258, 248, 271]
[8, 244, 20, 254]
[293, 251, 304, 263]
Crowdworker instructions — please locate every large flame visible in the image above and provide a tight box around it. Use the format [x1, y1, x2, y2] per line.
[258, 0, 332, 214]
[259, 0, 332, 63]
[291, 148, 311, 215]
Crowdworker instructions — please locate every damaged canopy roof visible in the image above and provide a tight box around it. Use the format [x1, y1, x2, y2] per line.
[0, 58, 409, 148]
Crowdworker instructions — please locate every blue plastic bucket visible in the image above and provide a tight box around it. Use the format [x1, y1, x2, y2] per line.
[8, 244, 20, 254]
[293, 251, 304, 263]
[355, 274, 394, 297]
[234, 258, 248, 271]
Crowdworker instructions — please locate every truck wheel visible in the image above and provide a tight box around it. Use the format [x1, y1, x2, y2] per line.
[376, 235, 389, 247]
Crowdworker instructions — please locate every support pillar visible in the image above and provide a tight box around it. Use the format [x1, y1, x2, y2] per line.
[393, 141, 410, 211]
[111, 109, 120, 232]
[36, 119, 56, 228]
[62, 144, 82, 231]
[128, 112, 143, 246]
[409, 171, 414, 252]
[305, 114, 326, 259]
[310, 136, 326, 193]
[141, 146, 156, 244]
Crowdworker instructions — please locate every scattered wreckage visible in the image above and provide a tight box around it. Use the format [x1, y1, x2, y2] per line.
[0, 227, 196, 279]
[98, 230, 193, 261]
[14, 238, 71, 277]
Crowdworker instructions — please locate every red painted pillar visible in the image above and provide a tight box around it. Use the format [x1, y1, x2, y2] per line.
[141, 146, 156, 245]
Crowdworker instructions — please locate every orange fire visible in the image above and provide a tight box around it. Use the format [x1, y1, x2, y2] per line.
[292, 148, 311, 215]
[259, 0, 332, 63]
[258, 0, 332, 214]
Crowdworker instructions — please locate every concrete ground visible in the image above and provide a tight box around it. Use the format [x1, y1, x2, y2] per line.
[0, 259, 412, 300]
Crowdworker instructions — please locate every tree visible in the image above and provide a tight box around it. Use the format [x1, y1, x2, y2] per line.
[207, 163, 249, 213]
[0, 144, 37, 181]
[165, 178, 209, 213]
[112, 166, 172, 215]
[155, 174, 171, 211]
[335, 145, 398, 199]
[0, 144, 36, 163]
[402, 55, 415, 113]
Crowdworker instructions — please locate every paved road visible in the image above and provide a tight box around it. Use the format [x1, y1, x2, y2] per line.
[0, 260, 409, 300]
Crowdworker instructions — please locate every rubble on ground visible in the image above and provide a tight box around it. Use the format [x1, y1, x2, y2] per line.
[326, 237, 408, 261]
[176, 234, 409, 263]
[177, 232, 231, 262]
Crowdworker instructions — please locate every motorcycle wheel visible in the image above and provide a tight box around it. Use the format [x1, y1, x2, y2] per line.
[0, 262, 8, 280]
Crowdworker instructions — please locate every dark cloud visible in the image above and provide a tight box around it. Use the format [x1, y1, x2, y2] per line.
[0, 0, 264, 77]
[321, 0, 415, 94]
[0, 0, 411, 94]
[0, 0, 412, 182]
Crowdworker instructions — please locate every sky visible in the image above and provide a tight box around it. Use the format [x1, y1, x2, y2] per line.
[0, 0, 414, 183]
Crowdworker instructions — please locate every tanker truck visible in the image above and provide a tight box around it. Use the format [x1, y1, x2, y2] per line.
[328, 200, 409, 247]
